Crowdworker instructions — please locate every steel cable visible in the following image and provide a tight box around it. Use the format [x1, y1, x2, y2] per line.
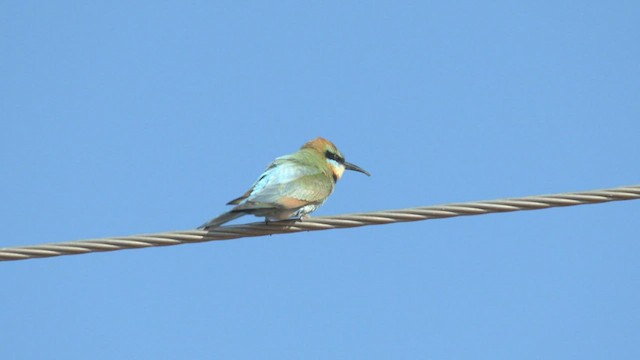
[1, 184, 638, 262]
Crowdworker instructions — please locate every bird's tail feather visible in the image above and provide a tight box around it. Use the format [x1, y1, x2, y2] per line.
[198, 211, 245, 230]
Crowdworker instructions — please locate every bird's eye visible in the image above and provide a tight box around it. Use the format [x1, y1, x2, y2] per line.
[324, 150, 335, 160]
[325, 150, 345, 164]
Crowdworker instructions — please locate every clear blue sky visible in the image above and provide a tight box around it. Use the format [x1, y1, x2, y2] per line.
[2, 1, 639, 359]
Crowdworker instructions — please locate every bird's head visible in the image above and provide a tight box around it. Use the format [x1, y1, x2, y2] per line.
[302, 137, 371, 181]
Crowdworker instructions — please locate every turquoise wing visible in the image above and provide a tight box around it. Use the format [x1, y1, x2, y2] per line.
[235, 155, 334, 210]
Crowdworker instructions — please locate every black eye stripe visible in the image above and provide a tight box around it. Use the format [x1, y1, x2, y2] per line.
[324, 150, 345, 164]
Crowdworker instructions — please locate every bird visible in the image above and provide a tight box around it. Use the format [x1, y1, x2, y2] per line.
[199, 137, 370, 230]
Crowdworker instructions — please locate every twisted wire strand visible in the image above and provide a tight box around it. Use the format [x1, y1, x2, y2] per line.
[1, 184, 639, 262]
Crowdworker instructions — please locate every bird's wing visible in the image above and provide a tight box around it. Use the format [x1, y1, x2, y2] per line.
[226, 157, 297, 205]
[231, 156, 334, 211]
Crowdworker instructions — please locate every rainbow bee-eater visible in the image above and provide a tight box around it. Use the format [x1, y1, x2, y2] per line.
[199, 137, 370, 230]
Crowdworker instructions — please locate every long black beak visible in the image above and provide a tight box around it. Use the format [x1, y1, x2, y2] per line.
[344, 161, 371, 176]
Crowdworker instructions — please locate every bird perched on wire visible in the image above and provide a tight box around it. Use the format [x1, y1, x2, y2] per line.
[199, 137, 370, 230]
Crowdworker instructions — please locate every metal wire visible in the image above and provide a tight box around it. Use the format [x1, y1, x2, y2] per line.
[1, 184, 639, 262]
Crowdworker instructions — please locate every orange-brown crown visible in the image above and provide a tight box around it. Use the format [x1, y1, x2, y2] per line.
[301, 137, 340, 155]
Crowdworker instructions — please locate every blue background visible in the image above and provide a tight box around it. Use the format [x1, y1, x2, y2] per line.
[2, 1, 639, 359]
